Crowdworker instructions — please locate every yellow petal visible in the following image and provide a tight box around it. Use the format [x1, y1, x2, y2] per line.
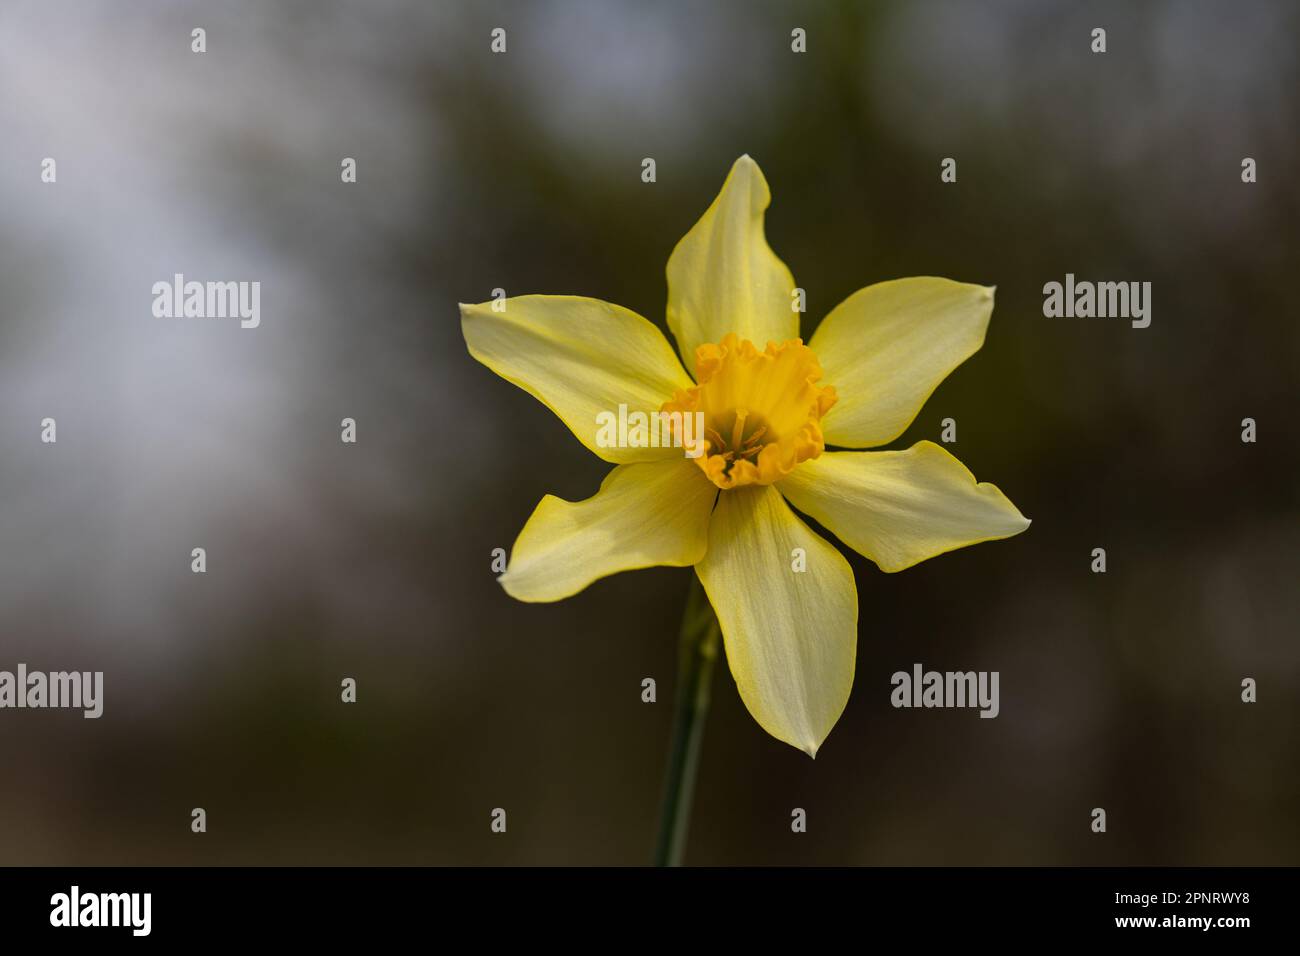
[778, 442, 1030, 573]
[462, 295, 693, 464]
[695, 485, 857, 757]
[501, 459, 716, 602]
[666, 155, 799, 369]
[810, 278, 995, 448]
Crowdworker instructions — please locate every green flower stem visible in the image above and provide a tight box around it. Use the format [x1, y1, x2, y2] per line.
[653, 573, 721, 867]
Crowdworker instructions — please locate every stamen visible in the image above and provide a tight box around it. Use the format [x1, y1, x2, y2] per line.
[730, 409, 749, 454]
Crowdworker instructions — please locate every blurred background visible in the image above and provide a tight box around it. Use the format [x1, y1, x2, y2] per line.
[0, 0, 1296, 865]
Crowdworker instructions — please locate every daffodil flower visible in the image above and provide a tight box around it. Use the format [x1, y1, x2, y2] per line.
[461, 155, 1029, 757]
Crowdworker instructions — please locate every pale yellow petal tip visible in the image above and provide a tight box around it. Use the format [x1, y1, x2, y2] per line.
[1002, 505, 1031, 534]
[497, 564, 566, 605]
[990, 498, 1033, 537]
[496, 571, 551, 605]
[726, 154, 771, 208]
[769, 734, 821, 758]
[780, 729, 825, 759]
[460, 299, 510, 314]
[496, 566, 534, 603]
[752, 703, 835, 758]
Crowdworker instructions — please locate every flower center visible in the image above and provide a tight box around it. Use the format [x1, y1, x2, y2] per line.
[662, 333, 837, 490]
